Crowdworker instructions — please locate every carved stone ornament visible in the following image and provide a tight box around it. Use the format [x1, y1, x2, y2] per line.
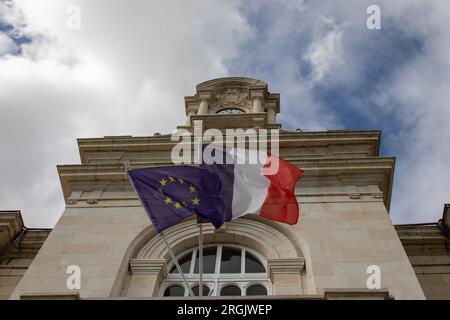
[213, 89, 250, 109]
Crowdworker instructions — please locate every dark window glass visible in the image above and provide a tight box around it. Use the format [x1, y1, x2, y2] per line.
[220, 247, 241, 273]
[170, 252, 192, 273]
[192, 285, 210, 296]
[194, 247, 217, 273]
[245, 251, 265, 273]
[246, 285, 267, 296]
[163, 285, 185, 296]
[220, 285, 241, 296]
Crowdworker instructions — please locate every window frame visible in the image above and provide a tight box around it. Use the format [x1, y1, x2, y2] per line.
[160, 244, 271, 297]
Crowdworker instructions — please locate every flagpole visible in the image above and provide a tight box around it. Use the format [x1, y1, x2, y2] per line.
[124, 161, 194, 297]
[198, 222, 203, 297]
[160, 232, 195, 297]
[196, 140, 204, 297]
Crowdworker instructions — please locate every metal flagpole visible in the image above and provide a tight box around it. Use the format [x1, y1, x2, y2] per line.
[198, 222, 203, 297]
[196, 139, 204, 297]
[160, 232, 195, 297]
[124, 161, 195, 297]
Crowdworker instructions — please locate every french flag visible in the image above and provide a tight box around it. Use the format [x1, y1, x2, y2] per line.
[128, 147, 303, 233]
[201, 147, 303, 225]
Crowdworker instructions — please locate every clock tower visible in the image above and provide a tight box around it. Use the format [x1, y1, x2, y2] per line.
[180, 77, 281, 131]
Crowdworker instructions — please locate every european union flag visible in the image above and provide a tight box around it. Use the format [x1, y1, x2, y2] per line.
[128, 165, 229, 233]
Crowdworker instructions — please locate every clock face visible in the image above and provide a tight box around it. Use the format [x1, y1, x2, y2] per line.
[216, 108, 245, 115]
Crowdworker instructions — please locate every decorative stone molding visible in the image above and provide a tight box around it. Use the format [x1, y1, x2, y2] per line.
[183, 77, 280, 122]
[214, 88, 250, 110]
[130, 259, 167, 277]
[371, 193, 383, 199]
[267, 258, 305, 282]
[348, 193, 361, 199]
[58, 156, 394, 210]
[86, 199, 98, 204]
[136, 218, 303, 261]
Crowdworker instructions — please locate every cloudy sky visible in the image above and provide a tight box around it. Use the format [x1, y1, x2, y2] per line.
[0, 0, 449, 228]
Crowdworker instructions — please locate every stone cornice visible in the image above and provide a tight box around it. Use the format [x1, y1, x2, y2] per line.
[77, 130, 381, 146]
[77, 130, 381, 164]
[129, 259, 167, 276]
[0, 210, 24, 253]
[57, 157, 395, 209]
[58, 157, 394, 178]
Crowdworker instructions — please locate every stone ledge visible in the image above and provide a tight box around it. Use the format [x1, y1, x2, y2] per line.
[130, 259, 167, 276]
[19, 291, 80, 300]
[323, 288, 392, 300]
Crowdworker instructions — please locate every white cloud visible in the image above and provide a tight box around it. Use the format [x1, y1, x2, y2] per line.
[303, 20, 344, 82]
[0, 0, 252, 227]
[0, 32, 18, 54]
[1, 0, 450, 227]
[380, 4, 450, 223]
[229, 0, 450, 224]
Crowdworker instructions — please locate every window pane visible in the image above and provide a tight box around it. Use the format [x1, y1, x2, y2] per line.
[163, 285, 185, 296]
[246, 285, 267, 296]
[194, 247, 217, 273]
[245, 251, 265, 273]
[170, 251, 192, 273]
[220, 285, 241, 296]
[192, 285, 210, 296]
[220, 247, 241, 273]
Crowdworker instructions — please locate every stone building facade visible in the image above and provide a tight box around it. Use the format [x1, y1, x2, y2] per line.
[1, 77, 447, 299]
[396, 205, 450, 299]
[0, 211, 50, 299]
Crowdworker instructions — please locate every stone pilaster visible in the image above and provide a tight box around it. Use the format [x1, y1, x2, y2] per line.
[267, 258, 305, 295]
[197, 91, 212, 115]
[127, 259, 167, 297]
[250, 89, 265, 113]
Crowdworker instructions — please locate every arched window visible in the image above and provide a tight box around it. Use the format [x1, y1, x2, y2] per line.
[160, 244, 270, 297]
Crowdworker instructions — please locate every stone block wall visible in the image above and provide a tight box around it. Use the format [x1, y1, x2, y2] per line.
[397, 222, 450, 299]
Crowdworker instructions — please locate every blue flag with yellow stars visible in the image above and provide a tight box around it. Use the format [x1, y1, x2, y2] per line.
[128, 165, 230, 233]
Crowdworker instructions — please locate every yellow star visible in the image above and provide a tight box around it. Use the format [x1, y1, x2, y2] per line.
[174, 202, 181, 209]
[160, 178, 167, 186]
[168, 176, 175, 182]
[192, 197, 200, 205]
[178, 178, 185, 184]
[165, 197, 172, 204]
[158, 188, 163, 194]
[189, 185, 196, 193]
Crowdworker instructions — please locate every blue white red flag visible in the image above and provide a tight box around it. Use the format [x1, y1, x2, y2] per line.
[128, 147, 303, 233]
